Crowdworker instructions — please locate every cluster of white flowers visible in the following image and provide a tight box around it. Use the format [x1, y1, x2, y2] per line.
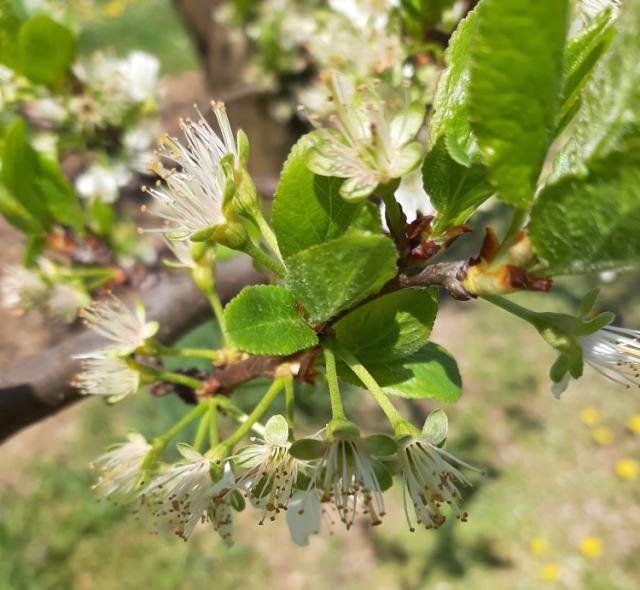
[91, 413, 478, 547]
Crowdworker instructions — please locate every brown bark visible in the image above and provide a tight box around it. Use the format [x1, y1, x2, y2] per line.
[0, 257, 262, 442]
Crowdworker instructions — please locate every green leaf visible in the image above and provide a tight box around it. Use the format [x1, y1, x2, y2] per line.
[2, 118, 51, 228]
[422, 135, 493, 235]
[0, 0, 22, 69]
[422, 409, 448, 445]
[0, 184, 43, 234]
[557, 8, 615, 132]
[289, 438, 326, 460]
[272, 135, 378, 259]
[429, 6, 480, 157]
[285, 231, 397, 323]
[224, 285, 319, 355]
[339, 343, 462, 402]
[558, 0, 640, 167]
[469, 0, 569, 207]
[36, 156, 84, 233]
[333, 288, 438, 364]
[18, 15, 76, 85]
[529, 150, 640, 274]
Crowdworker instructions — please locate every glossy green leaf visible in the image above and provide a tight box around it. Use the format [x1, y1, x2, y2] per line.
[469, 0, 569, 207]
[333, 288, 438, 364]
[224, 285, 319, 355]
[529, 150, 640, 274]
[285, 231, 397, 323]
[339, 342, 462, 402]
[37, 156, 84, 233]
[18, 15, 76, 85]
[0, 0, 21, 69]
[2, 119, 50, 228]
[272, 135, 379, 259]
[422, 135, 493, 235]
[429, 6, 480, 157]
[0, 184, 43, 234]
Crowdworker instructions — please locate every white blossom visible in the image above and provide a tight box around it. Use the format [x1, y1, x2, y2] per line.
[142, 103, 238, 238]
[46, 284, 90, 322]
[313, 438, 386, 529]
[0, 265, 49, 313]
[92, 432, 152, 501]
[399, 437, 478, 531]
[75, 162, 132, 203]
[143, 445, 215, 540]
[234, 415, 302, 523]
[579, 325, 640, 388]
[73, 355, 141, 400]
[119, 51, 160, 104]
[79, 295, 158, 356]
[306, 72, 423, 201]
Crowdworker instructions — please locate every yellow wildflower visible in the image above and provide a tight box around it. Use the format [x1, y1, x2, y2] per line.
[103, 0, 127, 18]
[580, 407, 602, 427]
[592, 427, 614, 446]
[615, 458, 639, 481]
[579, 537, 603, 558]
[530, 536, 548, 556]
[627, 415, 640, 434]
[541, 563, 560, 582]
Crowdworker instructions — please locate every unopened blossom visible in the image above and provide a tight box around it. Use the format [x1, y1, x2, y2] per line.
[306, 72, 424, 201]
[579, 325, 640, 389]
[73, 355, 141, 400]
[92, 432, 151, 501]
[398, 436, 479, 531]
[142, 103, 238, 238]
[0, 265, 49, 313]
[79, 295, 158, 356]
[234, 415, 302, 523]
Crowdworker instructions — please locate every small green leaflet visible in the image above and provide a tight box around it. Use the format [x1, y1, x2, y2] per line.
[557, 8, 615, 134]
[285, 230, 397, 323]
[224, 285, 319, 355]
[339, 343, 462, 402]
[529, 150, 640, 274]
[422, 135, 493, 235]
[333, 288, 438, 364]
[554, 0, 640, 169]
[272, 134, 380, 259]
[469, 0, 569, 208]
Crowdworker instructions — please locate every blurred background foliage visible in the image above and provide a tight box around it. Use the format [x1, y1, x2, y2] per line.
[0, 1, 639, 589]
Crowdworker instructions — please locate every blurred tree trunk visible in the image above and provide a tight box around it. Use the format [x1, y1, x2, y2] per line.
[173, 0, 298, 180]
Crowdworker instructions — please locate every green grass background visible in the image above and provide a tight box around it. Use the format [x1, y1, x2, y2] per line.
[1, 2, 639, 589]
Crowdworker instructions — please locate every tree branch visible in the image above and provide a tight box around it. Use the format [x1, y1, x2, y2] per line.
[0, 256, 262, 442]
[397, 261, 472, 301]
